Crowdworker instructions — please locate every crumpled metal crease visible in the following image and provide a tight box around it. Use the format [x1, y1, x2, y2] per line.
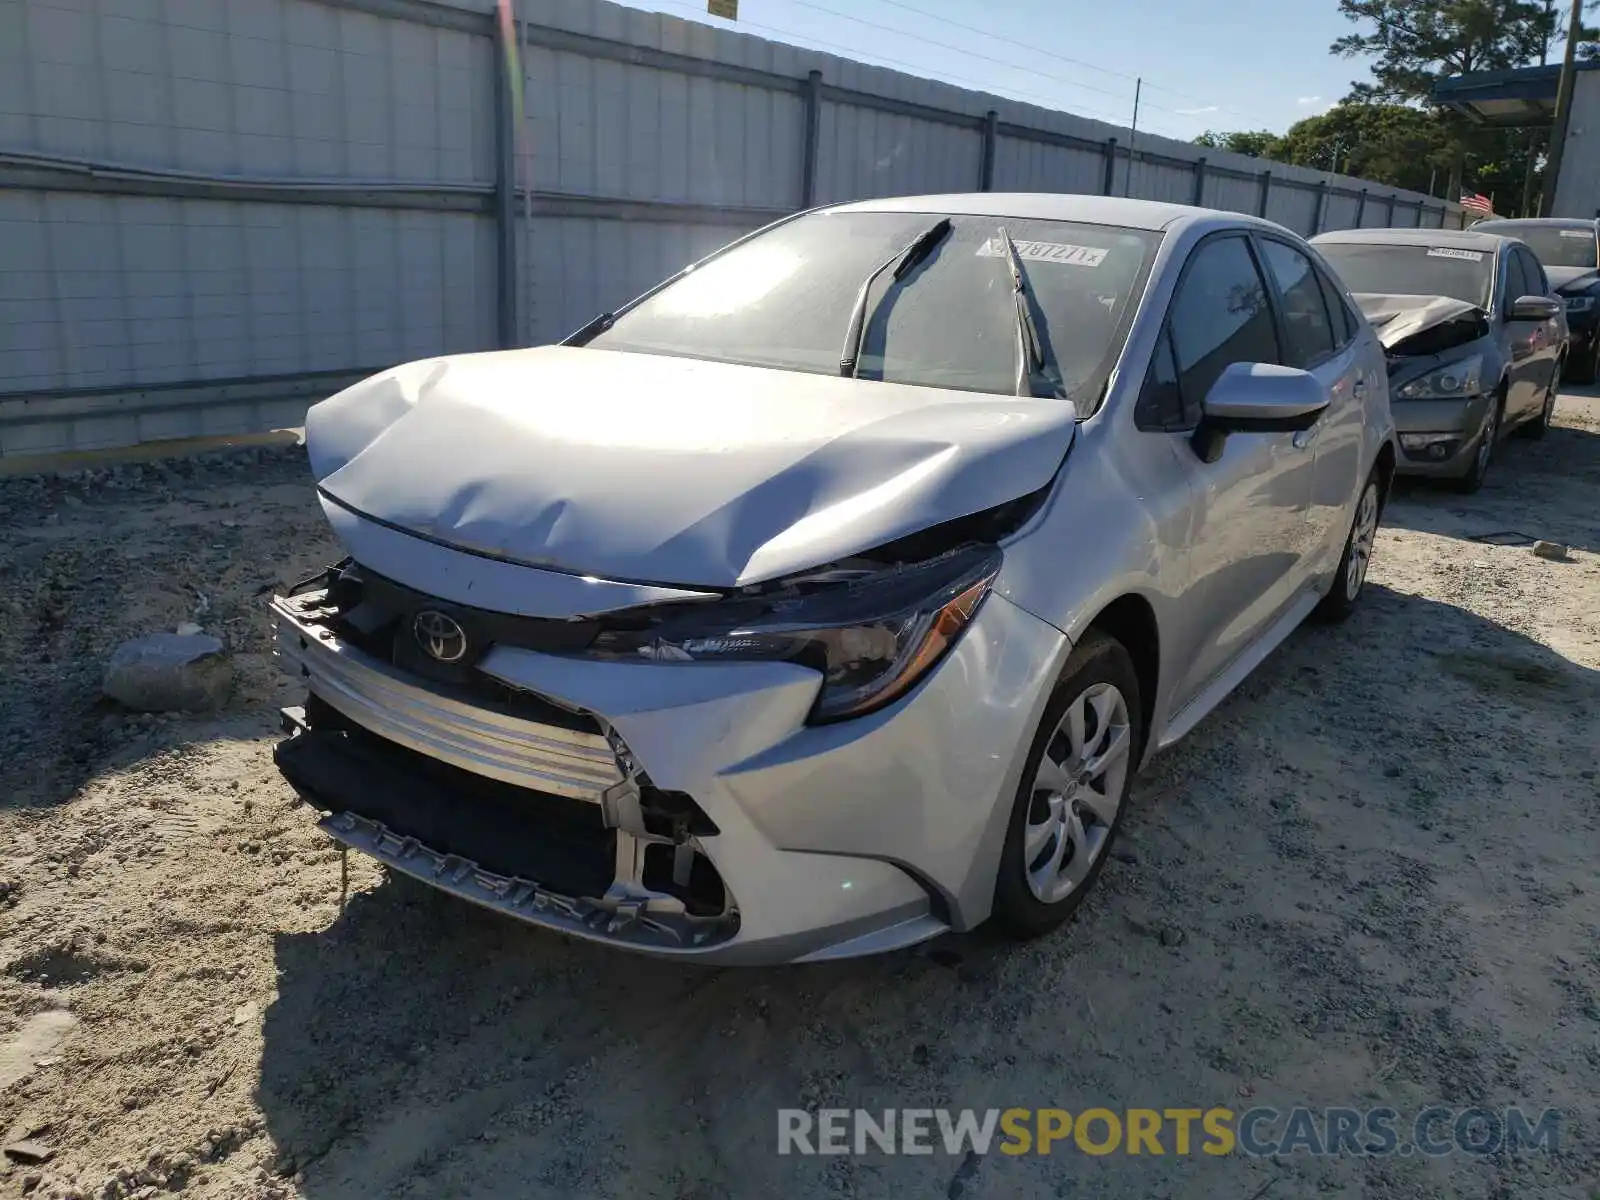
[305, 346, 1076, 589]
[1352, 292, 1487, 354]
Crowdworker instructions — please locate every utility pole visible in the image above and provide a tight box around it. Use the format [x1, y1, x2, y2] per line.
[1125, 78, 1142, 197]
[1541, 0, 1585, 216]
[1524, 0, 1557, 216]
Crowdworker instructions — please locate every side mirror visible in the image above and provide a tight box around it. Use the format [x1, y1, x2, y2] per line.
[1508, 294, 1561, 322]
[1191, 362, 1330, 463]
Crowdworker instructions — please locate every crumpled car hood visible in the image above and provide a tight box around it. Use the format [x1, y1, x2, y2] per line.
[1353, 293, 1487, 351]
[1546, 265, 1599, 293]
[306, 346, 1076, 589]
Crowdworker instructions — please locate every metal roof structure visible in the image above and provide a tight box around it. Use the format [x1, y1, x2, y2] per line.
[1433, 61, 1600, 127]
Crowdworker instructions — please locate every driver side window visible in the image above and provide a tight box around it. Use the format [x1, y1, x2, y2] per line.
[1137, 234, 1281, 430]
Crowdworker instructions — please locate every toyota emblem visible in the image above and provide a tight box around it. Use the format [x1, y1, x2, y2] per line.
[412, 610, 469, 663]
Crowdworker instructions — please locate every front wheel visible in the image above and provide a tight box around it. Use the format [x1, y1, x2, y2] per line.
[1566, 339, 1599, 385]
[991, 632, 1143, 940]
[1315, 472, 1381, 623]
[1519, 368, 1559, 439]
[1452, 398, 1499, 494]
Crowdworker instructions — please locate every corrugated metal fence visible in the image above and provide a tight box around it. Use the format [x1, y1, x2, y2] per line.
[0, 0, 1462, 457]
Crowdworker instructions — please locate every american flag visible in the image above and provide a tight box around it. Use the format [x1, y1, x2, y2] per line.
[1460, 193, 1494, 216]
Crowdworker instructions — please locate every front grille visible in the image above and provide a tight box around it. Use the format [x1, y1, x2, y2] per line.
[272, 590, 624, 800]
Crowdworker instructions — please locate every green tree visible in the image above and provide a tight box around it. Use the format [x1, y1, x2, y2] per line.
[1331, 0, 1557, 193]
[1192, 129, 1285, 158]
[1331, 0, 1556, 101]
[1275, 103, 1450, 192]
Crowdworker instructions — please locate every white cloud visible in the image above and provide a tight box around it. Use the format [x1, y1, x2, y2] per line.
[1176, 105, 1220, 116]
[1296, 95, 1323, 106]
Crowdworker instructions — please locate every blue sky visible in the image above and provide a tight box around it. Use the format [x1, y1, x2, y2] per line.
[608, 0, 1374, 141]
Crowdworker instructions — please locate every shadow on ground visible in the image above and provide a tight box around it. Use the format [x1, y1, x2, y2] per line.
[255, 582, 1600, 1199]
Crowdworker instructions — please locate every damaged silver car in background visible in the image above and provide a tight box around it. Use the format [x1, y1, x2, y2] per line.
[271, 194, 1396, 965]
[1312, 227, 1565, 493]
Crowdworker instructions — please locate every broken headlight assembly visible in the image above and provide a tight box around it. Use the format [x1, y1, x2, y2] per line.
[1395, 354, 1483, 400]
[585, 545, 1002, 722]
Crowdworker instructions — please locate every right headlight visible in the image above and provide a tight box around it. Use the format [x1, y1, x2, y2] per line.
[584, 545, 1001, 723]
[1565, 295, 1595, 312]
[1395, 354, 1484, 400]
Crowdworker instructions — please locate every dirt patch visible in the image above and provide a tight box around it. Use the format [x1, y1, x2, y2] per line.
[1, 400, 1598, 1199]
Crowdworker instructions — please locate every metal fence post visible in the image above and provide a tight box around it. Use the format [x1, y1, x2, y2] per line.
[1386, 194, 1397, 225]
[1313, 181, 1330, 234]
[492, 9, 519, 348]
[801, 70, 823, 209]
[1355, 187, 1368, 227]
[1191, 157, 1207, 207]
[980, 110, 998, 191]
[1257, 170, 1273, 218]
[1102, 137, 1118, 196]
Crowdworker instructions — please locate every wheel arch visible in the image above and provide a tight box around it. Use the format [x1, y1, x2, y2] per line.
[1082, 593, 1160, 762]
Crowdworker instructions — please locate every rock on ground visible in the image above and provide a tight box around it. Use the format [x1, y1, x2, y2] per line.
[103, 633, 232, 713]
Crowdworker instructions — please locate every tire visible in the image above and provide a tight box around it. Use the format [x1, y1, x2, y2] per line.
[1566, 339, 1599, 385]
[1315, 470, 1383, 623]
[1518, 367, 1559, 440]
[1452, 393, 1501, 494]
[991, 631, 1143, 940]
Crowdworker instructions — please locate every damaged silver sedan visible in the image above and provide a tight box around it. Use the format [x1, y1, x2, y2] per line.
[272, 194, 1396, 964]
[1312, 228, 1566, 492]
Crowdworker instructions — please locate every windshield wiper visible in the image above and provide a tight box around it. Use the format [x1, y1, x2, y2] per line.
[996, 226, 1064, 398]
[839, 217, 953, 377]
[563, 312, 615, 346]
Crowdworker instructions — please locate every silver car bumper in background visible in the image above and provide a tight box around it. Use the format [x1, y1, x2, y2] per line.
[1391, 394, 1493, 476]
[270, 584, 1070, 964]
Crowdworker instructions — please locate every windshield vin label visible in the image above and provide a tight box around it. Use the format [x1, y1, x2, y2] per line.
[1425, 247, 1485, 262]
[976, 238, 1108, 267]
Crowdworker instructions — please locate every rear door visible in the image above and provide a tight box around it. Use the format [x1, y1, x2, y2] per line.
[1136, 233, 1317, 711]
[1255, 236, 1366, 564]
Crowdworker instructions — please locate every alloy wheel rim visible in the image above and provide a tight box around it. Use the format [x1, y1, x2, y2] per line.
[1023, 682, 1132, 904]
[1477, 407, 1496, 474]
[1345, 483, 1379, 600]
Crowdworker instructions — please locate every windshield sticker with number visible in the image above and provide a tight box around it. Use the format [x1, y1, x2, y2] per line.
[976, 238, 1109, 267]
[1425, 247, 1485, 262]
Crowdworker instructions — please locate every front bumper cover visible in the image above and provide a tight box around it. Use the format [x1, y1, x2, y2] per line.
[271, 577, 1068, 964]
[1390, 394, 1493, 477]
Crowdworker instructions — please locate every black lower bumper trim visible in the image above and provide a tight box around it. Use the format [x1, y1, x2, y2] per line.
[274, 725, 616, 899]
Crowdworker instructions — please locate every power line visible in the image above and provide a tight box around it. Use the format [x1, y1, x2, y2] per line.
[637, 0, 1195, 137]
[784, 0, 1138, 110]
[809, 0, 1290, 131]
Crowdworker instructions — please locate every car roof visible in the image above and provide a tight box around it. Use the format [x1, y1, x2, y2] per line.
[826, 192, 1286, 235]
[1472, 216, 1597, 231]
[1310, 227, 1511, 251]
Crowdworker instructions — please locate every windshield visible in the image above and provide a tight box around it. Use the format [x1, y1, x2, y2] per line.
[1490, 224, 1598, 269]
[586, 211, 1161, 410]
[1316, 242, 1495, 309]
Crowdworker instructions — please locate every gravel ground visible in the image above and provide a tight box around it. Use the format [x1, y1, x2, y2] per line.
[1, 396, 1598, 1200]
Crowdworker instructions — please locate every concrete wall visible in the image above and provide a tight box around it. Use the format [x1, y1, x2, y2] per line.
[0, 0, 1463, 457]
[1553, 70, 1600, 217]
